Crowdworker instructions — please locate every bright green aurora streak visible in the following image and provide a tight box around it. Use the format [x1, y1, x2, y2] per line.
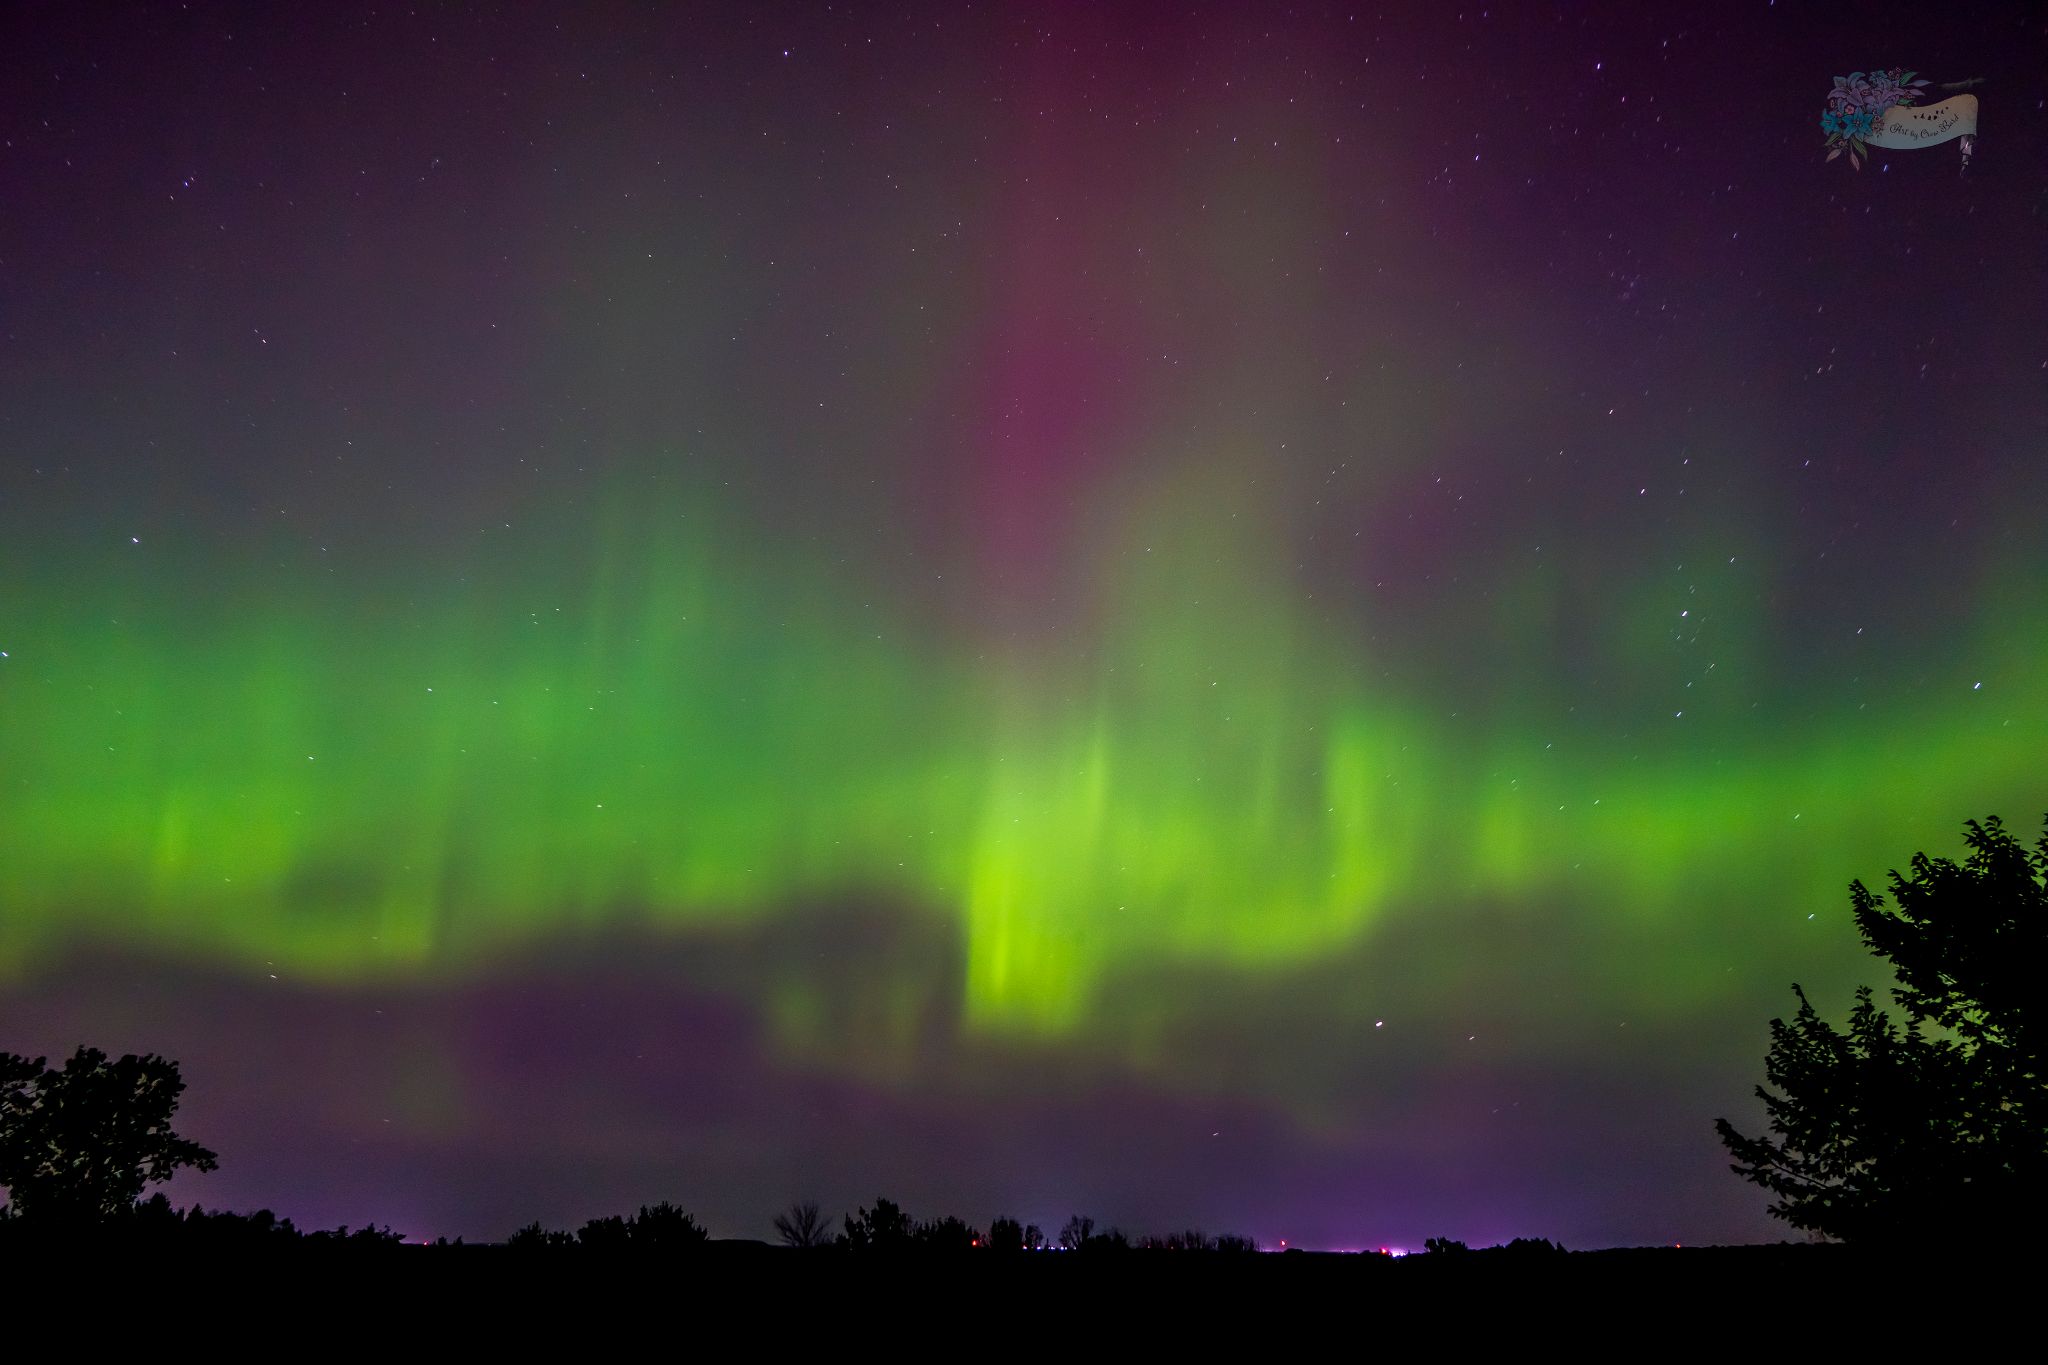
[4, 459, 2040, 1060]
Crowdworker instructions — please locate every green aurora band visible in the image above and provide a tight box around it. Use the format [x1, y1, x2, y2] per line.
[5, 452, 2041, 1065]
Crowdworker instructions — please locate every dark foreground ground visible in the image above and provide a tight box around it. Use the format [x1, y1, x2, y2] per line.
[0, 1238, 1931, 1291]
[7, 1238, 2005, 1345]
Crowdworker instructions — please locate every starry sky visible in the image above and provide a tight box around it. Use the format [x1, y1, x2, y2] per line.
[2, 1, 2044, 1249]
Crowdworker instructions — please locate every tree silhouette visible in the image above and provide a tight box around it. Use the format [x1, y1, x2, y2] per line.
[841, 1196, 914, 1250]
[628, 1201, 708, 1247]
[0, 1046, 218, 1225]
[1495, 1236, 1564, 1256]
[577, 1213, 632, 1249]
[1053, 1214, 1130, 1252]
[1717, 815, 2048, 1243]
[914, 1213, 980, 1250]
[773, 1199, 834, 1248]
[507, 1221, 576, 1249]
[307, 1222, 404, 1245]
[987, 1215, 1024, 1252]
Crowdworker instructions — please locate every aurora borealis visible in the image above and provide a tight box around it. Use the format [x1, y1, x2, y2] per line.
[3, 2, 2045, 1247]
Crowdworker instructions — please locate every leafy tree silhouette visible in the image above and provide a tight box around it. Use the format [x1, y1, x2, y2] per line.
[577, 1213, 632, 1249]
[628, 1201, 708, 1247]
[837, 1199, 989, 1252]
[507, 1220, 577, 1249]
[308, 1223, 404, 1245]
[914, 1213, 980, 1249]
[841, 1196, 915, 1250]
[1717, 815, 2048, 1243]
[773, 1199, 834, 1248]
[128, 1194, 304, 1248]
[1494, 1236, 1564, 1256]
[0, 1046, 217, 1225]
[1134, 1228, 1259, 1252]
[987, 1215, 1024, 1251]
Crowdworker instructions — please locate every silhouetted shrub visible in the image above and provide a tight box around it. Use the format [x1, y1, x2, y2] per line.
[842, 1197, 915, 1250]
[1494, 1236, 1565, 1256]
[508, 1221, 577, 1249]
[1718, 814, 2048, 1244]
[577, 1214, 632, 1249]
[628, 1201, 709, 1247]
[915, 1214, 981, 1250]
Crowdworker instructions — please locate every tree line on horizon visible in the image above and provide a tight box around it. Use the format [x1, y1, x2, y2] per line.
[503, 1197, 1267, 1254]
[4, 813, 2042, 1250]
[0, 1046, 1282, 1252]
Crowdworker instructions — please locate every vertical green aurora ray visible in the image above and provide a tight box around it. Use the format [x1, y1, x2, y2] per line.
[3, 462, 2041, 1046]
[1, 58, 2039, 1031]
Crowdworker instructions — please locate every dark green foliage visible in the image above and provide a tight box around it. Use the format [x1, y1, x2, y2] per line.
[1717, 815, 2048, 1243]
[0, 1046, 218, 1224]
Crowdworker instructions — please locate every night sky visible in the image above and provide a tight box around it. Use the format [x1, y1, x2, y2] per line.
[3, 2, 2044, 1249]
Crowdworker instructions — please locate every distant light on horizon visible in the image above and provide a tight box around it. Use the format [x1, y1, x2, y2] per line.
[2, 0, 2036, 1251]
